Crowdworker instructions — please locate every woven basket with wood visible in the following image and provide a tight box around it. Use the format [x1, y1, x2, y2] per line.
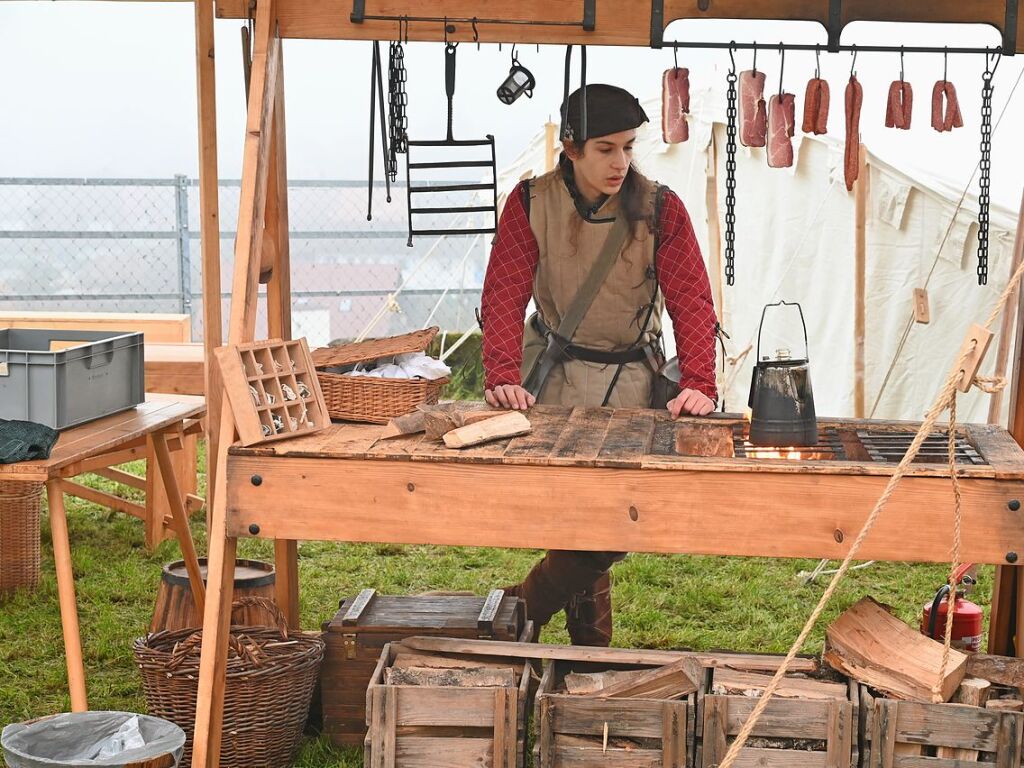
[133, 597, 324, 768]
[0, 480, 42, 597]
[311, 327, 448, 424]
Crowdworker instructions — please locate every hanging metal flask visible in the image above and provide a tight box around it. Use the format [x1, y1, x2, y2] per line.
[747, 300, 818, 447]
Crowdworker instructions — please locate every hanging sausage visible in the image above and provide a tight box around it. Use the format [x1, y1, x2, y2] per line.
[932, 53, 963, 133]
[885, 50, 913, 130]
[802, 48, 829, 135]
[844, 51, 863, 191]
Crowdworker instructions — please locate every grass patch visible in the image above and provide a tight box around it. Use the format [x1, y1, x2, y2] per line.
[0, 441, 988, 767]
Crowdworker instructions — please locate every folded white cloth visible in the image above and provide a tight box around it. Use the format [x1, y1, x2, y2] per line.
[344, 352, 451, 381]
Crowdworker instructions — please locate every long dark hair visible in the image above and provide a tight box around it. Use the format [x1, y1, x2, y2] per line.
[560, 141, 656, 244]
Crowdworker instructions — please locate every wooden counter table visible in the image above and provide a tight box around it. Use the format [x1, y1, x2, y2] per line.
[0, 394, 207, 711]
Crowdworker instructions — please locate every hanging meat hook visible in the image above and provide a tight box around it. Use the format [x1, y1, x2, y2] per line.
[778, 42, 785, 96]
[850, 44, 858, 77]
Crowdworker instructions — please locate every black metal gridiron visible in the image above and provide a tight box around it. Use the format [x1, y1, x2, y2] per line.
[666, 41, 1005, 55]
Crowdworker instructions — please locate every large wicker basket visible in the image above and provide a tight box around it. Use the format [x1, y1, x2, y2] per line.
[0, 480, 42, 597]
[311, 327, 448, 424]
[134, 597, 324, 768]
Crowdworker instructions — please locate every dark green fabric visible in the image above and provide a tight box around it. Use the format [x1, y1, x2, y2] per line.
[0, 419, 59, 464]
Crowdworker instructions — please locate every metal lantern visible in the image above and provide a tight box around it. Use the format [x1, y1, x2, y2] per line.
[497, 52, 535, 105]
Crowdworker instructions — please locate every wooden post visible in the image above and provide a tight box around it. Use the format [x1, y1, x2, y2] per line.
[990, 187, 1024, 657]
[194, 0, 224, 514]
[544, 120, 557, 172]
[705, 128, 724, 321]
[989, 188, 1024, 424]
[263, 48, 300, 630]
[854, 144, 869, 418]
[46, 479, 88, 712]
[192, 0, 279, 763]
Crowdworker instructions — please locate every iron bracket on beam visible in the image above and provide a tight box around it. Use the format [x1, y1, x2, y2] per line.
[650, 0, 665, 48]
[827, 0, 842, 52]
[351, 0, 365, 23]
[1005, 0, 1019, 55]
[583, 0, 596, 31]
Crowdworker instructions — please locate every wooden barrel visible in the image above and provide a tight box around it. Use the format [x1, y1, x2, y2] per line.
[149, 558, 276, 632]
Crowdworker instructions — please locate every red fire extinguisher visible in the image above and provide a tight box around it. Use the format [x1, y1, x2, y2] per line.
[920, 563, 984, 653]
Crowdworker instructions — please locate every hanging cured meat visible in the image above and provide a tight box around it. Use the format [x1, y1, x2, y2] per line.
[662, 67, 690, 143]
[802, 78, 830, 135]
[885, 80, 913, 130]
[739, 70, 768, 147]
[931, 80, 964, 132]
[844, 75, 863, 191]
[767, 93, 796, 168]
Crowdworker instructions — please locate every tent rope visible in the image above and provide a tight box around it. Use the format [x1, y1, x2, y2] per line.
[714, 246, 1024, 767]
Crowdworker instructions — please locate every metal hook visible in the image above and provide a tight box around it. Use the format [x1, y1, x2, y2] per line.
[815, 44, 821, 79]
[850, 45, 858, 77]
[472, 17, 479, 50]
[673, 45, 679, 73]
[443, 16, 448, 45]
[943, 46, 948, 83]
[900, 46, 904, 82]
[778, 42, 785, 96]
[753, 41, 758, 73]
[511, 43, 517, 64]
[728, 41, 736, 73]
[986, 47, 1003, 79]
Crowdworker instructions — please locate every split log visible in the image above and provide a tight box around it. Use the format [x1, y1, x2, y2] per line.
[384, 665, 516, 687]
[824, 596, 967, 701]
[966, 652, 1024, 688]
[380, 411, 426, 439]
[392, 651, 520, 675]
[985, 698, 1024, 711]
[420, 404, 501, 440]
[710, 669, 848, 700]
[583, 657, 702, 700]
[443, 411, 531, 448]
[564, 670, 641, 695]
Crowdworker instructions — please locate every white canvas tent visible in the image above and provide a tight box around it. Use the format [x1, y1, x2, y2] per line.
[495, 86, 1021, 424]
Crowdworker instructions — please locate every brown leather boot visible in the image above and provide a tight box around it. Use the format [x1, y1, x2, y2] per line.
[503, 550, 611, 640]
[565, 571, 613, 647]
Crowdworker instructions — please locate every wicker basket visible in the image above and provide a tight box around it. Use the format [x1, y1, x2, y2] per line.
[311, 327, 449, 424]
[0, 480, 42, 597]
[134, 597, 325, 768]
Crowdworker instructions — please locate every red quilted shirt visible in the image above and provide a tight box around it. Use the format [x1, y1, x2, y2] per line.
[480, 179, 718, 401]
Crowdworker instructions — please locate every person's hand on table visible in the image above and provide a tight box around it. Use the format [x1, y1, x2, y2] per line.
[667, 388, 715, 418]
[484, 384, 536, 410]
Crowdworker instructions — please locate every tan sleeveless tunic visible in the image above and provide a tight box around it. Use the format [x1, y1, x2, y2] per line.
[525, 169, 663, 408]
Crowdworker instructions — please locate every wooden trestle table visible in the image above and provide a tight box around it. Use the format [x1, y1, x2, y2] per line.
[192, 404, 1024, 767]
[0, 394, 207, 712]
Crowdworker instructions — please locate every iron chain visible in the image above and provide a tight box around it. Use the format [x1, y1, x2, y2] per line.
[387, 40, 409, 182]
[977, 68, 994, 286]
[724, 68, 738, 286]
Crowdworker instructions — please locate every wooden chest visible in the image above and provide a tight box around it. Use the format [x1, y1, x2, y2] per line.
[320, 588, 526, 747]
[534, 659, 699, 768]
[364, 642, 532, 768]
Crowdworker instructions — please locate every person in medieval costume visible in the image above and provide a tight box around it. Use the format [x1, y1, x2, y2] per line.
[479, 83, 719, 646]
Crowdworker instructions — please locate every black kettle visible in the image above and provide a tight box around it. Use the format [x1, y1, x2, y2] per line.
[747, 301, 818, 447]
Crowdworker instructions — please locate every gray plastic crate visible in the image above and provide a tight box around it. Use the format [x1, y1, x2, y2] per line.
[0, 329, 145, 430]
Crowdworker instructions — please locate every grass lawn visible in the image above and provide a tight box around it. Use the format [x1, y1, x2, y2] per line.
[0, 440, 984, 767]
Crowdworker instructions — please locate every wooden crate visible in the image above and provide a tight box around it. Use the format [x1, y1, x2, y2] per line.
[364, 642, 532, 768]
[533, 658, 698, 768]
[320, 588, 527, 747]
[699, 668, 857, 768]
[858, 684, 1024, 767]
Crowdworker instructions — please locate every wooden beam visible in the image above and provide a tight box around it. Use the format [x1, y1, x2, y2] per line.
[854, 143, 868, 418]
[195, 0, 225, 511]
[58, 479, 148, 521]
[992, 188, 1024, 424]
[57, 443, 148, 478]
[544, 120, 557, 173]
[226, 456, 1024, 564]
[705, 128, 724, 322]
[92, 466, 146, 491]
[212, 0, 1024, 52]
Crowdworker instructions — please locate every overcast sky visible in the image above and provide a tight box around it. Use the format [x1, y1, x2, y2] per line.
[1, 3, 1023, 209]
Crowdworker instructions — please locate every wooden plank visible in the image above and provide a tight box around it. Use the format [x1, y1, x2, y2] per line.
[728, 749, 826, 767]
[663, 700, 687, 768]
[443, 411, 531, 448]
[391, 736, 492, 768]
[552, 745, 662, 767]
[500, 405, 572, 464]
[91, 466, 146, 491]
[584, 656, 701, 699]
[825, 699, 852, 768]
[550, 407, 614, 464]
[392, 638, 817, 673]
[888, 700, 1005, 752]
[595, 409, 656, 468]
[227, 456, 1024, 564]
[717, 695, 833, 739]
[146, 343, 206, 395]
[854, 142, 868, 418]
[393, 686, 500, 727]
[0, 311, 190, 342]
[46, 480, 87, 712]
[711, 669, 848, 700]
[538, 696, 554, 768]
[955, 324, 995, 393]
[551, 696, 667, 738]
[702, 694, 729, 767]
[58, 479, 147, 521]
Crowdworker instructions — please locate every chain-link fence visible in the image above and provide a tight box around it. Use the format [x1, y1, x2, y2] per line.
[0, 177, 492, 348]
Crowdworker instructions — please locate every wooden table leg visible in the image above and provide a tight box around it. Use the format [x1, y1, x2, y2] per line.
[152, 429, 206, 614]
[45, 478, 88, 711]
[989, 565, 1018, 655]
[274, 539, 299, 629]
